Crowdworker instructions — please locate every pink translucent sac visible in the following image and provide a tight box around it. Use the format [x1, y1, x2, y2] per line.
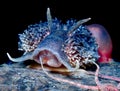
[86, 24, 113, 63]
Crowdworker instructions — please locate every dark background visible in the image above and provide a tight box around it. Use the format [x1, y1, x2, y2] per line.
[0, 0, 120, 64]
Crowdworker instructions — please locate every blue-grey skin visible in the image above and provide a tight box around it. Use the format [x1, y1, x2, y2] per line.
[7, 8, 99, 71]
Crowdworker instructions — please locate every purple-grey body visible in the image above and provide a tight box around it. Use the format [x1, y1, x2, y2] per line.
[7, 8, 112, 71]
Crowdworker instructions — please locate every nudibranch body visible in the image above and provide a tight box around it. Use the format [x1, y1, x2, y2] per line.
[7, 8, 111, 71]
